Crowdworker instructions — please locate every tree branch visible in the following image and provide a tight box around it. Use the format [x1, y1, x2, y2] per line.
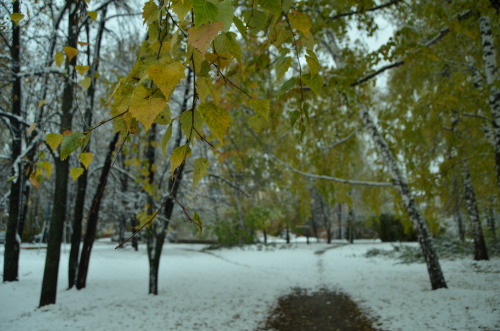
[330, 0, 403, 20]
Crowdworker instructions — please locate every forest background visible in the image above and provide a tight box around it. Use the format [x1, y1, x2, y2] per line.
[0, 0, 499, 307]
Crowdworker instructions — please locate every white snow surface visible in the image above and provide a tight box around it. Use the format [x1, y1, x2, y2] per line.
[1, 240, 499, 331]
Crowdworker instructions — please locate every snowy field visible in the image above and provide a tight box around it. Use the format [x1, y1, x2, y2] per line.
[1, 239, 499, 331]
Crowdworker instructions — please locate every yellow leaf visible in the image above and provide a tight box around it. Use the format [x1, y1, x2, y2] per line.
[198, 102, 232, 142]
[129, 85, 166, 131]
[63, 46, 78, 61]
[87, 11, 98, 21]
[147, 61, 185, 100]
[170, 144, 192, 177]
[75, 65, 90, 75]
[54, 52, 65, 66]
[192, 157, 209, 189]
[38, 99, 46, 108]
[77, 41, 89, 46]
[27, 123, 37, 135]
[80, 77, 91, 89]
[10, 13, 24, 25]
[250, 99, 270, 120]
[40, 161, 53, 179]
[78, 152, 93, 169]
[180, 109, 204, 140]
[288, 11, 311, 35]
[46, 133, 63, 152]
[70, 167, 85, 182]
[247, 114, 267, 133]
[188, 22, 224, 55]
[29, 169, 43, 189]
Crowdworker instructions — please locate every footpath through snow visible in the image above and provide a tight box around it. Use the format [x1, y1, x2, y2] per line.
[0, 240, 499, 330]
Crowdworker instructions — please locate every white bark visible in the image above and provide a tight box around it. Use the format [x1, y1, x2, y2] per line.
[360, 106, 447, 289]
[479, 15, 500, 194]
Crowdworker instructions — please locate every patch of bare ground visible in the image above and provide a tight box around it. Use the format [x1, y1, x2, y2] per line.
[259, 288, 383, 331]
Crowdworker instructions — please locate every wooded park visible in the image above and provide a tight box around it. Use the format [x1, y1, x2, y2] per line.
[1, 0, 499, 330]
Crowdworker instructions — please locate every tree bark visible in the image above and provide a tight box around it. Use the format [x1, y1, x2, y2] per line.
[361, 106, 447, 290]
[479, 16, 500, 196]
[3, 0, 23, 282]
[68, 7, 107, 290]
[40, 0, 83, 307]
[460, 160, 489, 260]
[76, 133, 120, 289]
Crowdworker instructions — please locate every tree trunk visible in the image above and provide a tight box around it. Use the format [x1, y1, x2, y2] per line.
[479, 16, 500, 196]
[3, 0, 23, 282]
[461, 160, 489, 260]
[76, 133, 120, 289]
[68, 7, 107, 290]
[40, 0, 82, 307]
[361, 106, 447, 290]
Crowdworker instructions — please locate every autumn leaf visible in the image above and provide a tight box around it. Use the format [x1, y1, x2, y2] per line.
[188, 22, 224, 55]
[192, 157, 209, 189]
[46, 133, 63, 152]
[54, 52, 65, 66]
[250, 99, 270, 120]
[87, 11, 98, 21]
[40, 161, 53, 179]
[70, 168, 85, 182]
[78, 152, 93, 169]
[147, 61, 185, 100]
[172, 0, 192, 22]
[29, 169, 43, 189]
[161, 125, 173, 157]
[38, 99, 46, 108]
[192, 212, 203, 236]
[288, 11, 311, 36]
[248, 114, 267, 133]
[75, 65, 90, 75]
[302, 73, 323, 96]
[63, 46, 78, 61]
[27, 123, 37, 135]
[198, 102, 232, 142]
[170, 144, 192, 176]
[180, 109, 204, 139]
[80, 77, 91, 89]
[10, 13, 24, 25]
[129, 85, 166, 131]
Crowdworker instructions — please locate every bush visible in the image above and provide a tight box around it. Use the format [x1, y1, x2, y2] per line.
[375, 213, 417, 242]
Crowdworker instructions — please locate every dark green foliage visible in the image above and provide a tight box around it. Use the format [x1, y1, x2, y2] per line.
[375, 213, 417, 242]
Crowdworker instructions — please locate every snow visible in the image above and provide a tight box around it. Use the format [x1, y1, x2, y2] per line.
[1, 240, 499, 330]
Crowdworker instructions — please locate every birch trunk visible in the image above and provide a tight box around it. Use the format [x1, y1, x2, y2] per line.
[460, 160, 489, 260]
[361, 107, 447, 290]
[479, 15, 500, 196]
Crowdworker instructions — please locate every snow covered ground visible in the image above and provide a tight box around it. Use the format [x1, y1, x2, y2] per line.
[1, 239, 499, 330]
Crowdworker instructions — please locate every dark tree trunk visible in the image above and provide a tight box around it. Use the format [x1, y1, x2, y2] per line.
[68, 7, 107, 290]
[76, 133, 120, 289]
[40, 0, 83, 307]
[461, 160, 489, 260]
[361, 107, 447, 290]
[3, 0, 22, 282]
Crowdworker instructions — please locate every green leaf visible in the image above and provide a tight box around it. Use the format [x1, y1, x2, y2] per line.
[250, 99, 270, 120]
[170, 144, 192, 176]
[288, 10, 311, 35]
[248, 114, 268, 133]
[171, 0, 192, 22]
[161, 125, 173, 158]
[276, 55, 292, 81]
[192, 157, 209, 189]
[224, 32, 241, 63]
[258, 0, 281, 17]
[233, 16, 247, 39]
[288, 110, 300, 127]
[277, 77, 296, 97]
[193, 211, 203, 237]
[60, 132, 86, 160]
[80, 77, 91, 89]
[154, 105, 171, 125]
[142, 0, 159, 24]
[46, 133, 63, 152]
[192, 0, 219, 26]
[180, 109, 204, 139]
[70, 167, 85, 182]
[198, 102, 232, 142]
[302, 74, 323, 96]
[54, 52, 65, 67]
[216, 0, 233, 32]
[78, 153, 93, 169]
[306, 52, 321, 76]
